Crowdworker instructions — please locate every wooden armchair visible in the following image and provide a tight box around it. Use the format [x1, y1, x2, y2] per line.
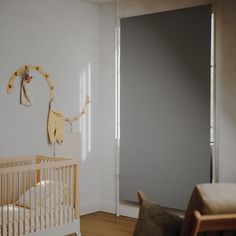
[182, 183, 236, 236]
[135, 184, 236, 236]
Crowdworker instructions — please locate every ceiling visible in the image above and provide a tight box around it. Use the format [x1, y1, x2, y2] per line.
[81, 0, 116, 4]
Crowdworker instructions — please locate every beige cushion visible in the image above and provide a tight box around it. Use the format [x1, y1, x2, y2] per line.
[180, 183, 236, 236]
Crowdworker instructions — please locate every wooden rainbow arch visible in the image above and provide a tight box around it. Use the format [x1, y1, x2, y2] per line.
[7, 65, 55, 100]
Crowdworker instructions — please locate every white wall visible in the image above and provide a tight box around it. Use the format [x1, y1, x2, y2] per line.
[215, 0, 236, 182]
[99, 0, 236, 218]
[0, 0, 101, 215]
[100, 2, 117, 213]
[99, 1, 140, 217]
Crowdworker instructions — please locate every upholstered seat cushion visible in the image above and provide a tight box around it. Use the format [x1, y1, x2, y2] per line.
[180, 183, 236, 236]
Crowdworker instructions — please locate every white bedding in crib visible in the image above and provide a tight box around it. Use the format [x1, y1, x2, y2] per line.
[0, 204, 74, 236]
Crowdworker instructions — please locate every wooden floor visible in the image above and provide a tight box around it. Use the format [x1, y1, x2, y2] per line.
[80, 212, 137, 236]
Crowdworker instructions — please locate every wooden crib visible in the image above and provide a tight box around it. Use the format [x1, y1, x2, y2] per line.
[0, 155, 80, 236]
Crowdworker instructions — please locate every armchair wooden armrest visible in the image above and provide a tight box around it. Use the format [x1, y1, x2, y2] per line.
[191, 210, 236, 236]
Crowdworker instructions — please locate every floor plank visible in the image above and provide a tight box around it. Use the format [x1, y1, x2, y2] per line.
[80, 212, 137, 236]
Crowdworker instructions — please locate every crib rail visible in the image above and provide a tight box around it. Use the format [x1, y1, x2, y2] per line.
[0, 155, 79, 236]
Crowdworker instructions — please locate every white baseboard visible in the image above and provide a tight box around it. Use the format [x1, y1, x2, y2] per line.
[80, 201, 100, 216]
[119, 202, 139, 219]
[101, 201, 139, 219]
[80, 201, 139, 219]
[101, 201, 116, 214]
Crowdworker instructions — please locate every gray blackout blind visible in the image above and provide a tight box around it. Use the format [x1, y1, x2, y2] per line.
[120, 5, 211, 210]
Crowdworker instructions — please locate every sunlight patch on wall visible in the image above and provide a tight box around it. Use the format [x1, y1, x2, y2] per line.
[115, 26, 120, 142]
[79, 63, 92, 163]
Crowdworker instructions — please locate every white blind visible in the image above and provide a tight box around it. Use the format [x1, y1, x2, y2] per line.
[120, 5, 211, 210]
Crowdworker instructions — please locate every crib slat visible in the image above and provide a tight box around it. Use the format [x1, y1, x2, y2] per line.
[73, 166, 76, 221]
[44, 167, 47, 230]
[40, 168, 42, 231]
[69, 166, 72, 222]
[7, 174, 9, 236]
[54, 167, 56, 227]
[23, 171, 26, 235]
[29, 171, 32, 234]
[18, 172, 20, 236]
[63, 166, 65, 225]
[3, 174, 5, 206]
[47, 165, 49, 228]
[1, 175, 4, 236]
[34, 169, 37, 232]
[49, 166, 52, 228]
[74, 164, 79, 219]
[58, 167, 61, 226]
[3, 173, 5, 208]
[66, 166, 69, 223]
[12, 172, 15, 236]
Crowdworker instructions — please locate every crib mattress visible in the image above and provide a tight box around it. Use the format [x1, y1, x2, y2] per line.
[0, 204, 75, 236]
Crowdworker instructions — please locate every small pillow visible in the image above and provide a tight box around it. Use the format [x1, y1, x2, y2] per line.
[133, 191, 182, 236]
[17, 180, 69, 209]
